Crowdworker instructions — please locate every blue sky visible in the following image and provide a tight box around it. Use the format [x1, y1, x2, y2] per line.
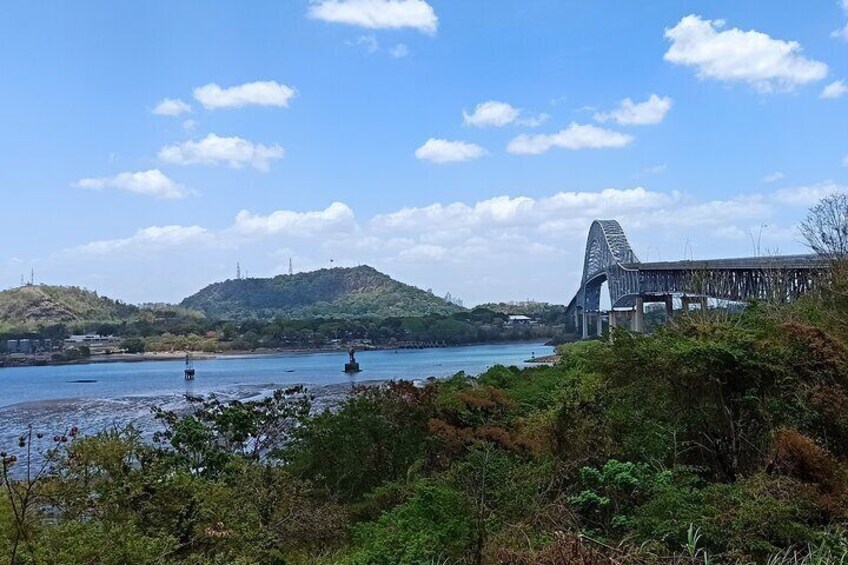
[0, 0, 846, 305]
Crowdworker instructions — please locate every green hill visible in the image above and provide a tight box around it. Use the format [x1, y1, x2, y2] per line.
[180, 265, 464, 320]
[0, 285, 138, 331]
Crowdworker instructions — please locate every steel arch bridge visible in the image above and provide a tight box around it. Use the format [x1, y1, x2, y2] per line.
[565, 220, 828, 338]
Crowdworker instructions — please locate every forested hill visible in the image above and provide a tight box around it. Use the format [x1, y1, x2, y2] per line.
[180, 265, 465, 320]
[0, 285, 138, 331]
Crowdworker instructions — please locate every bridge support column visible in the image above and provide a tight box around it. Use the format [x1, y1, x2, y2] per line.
[664, 295, 674, 320]
[581, 310, 589, 340]
[597, 313, 604, 337]
[631, 296, 645, 333]
[609, 310, 617, 330]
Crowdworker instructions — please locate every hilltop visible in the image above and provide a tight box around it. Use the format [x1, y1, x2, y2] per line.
[0, 285, 138, 331]
[180, 265, 464, 320]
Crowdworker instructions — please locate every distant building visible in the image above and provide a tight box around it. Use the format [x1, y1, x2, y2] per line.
[65, 334, 122, 352]
[506, 315, 536, 326]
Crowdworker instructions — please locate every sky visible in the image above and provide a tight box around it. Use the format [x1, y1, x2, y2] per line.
[0, 0, 846, 306]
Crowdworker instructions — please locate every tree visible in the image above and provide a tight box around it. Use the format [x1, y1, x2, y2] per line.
[800, 193, 848, 260]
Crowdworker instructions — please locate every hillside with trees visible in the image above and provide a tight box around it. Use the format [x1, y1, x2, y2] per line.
[0, 285, 138, 332]
[180, 265, 465, 320]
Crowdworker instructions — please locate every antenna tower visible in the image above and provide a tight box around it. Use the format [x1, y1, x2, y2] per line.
[236, 262, 241, 280]
[289, 257, 293, 276]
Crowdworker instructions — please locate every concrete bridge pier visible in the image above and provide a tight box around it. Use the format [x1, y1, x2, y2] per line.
[664, 295, 674, 320]
[597, 313, 604, 337]
[631, 296, 645, 333]
[581, 309, 589, 340]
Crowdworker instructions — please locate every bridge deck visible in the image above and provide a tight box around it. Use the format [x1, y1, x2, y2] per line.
[623, 254, 827, 271]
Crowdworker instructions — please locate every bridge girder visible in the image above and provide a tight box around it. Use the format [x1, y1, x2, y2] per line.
[565, 220, 828, 326]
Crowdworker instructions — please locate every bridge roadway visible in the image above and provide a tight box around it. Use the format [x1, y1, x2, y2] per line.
[565, 220, 829, 339]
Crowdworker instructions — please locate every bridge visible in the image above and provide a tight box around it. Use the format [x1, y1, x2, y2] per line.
[565, 220, 829, 339]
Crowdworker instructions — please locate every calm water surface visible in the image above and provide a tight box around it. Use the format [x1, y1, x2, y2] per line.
[0, 342, 551, 453]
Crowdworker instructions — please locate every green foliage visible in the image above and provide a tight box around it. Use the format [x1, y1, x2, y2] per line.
[569, 459, 673, 534]
[349, 481, 474, 565]
[284, 382, 434, 501]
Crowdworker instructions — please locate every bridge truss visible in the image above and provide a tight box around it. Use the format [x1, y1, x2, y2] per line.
[565, 220, 828, 339]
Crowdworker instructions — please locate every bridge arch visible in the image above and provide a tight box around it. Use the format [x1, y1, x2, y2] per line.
[565, 219, 827, 339]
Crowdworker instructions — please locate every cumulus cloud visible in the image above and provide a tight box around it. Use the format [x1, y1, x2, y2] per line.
[415, 138, 488, 164]
[664, 15, 828, 92]
[773, 182, 848, 206]
[462, 100, 547, 128]
[821, 80, 848, 99]
[506, 123, 633, 155]
[193, 81, 296, 109]
[74, 169, 192, 200]
[75, 225, 210, 255]
[763, 171, 785, 183]
[153, 98, 192, 116]
[60, 184, 828, 304]
[232, 202, 356, 237]
[833, 0, 848, 40]
[158, 134, 285, 171]
[594, 94, 673, 125]
[308, 0, 438, 34]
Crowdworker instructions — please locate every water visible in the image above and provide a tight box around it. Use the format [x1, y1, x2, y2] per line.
[0, 342, 551, 454]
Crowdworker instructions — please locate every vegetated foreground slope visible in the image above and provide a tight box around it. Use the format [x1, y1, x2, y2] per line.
[180, 265, 464, 320]
[0, 285, 138, 331]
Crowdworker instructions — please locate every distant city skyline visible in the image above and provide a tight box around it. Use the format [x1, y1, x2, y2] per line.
[1, 0, 846, 304]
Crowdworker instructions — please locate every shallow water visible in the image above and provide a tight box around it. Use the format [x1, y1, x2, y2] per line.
[0, 342, 552, 456]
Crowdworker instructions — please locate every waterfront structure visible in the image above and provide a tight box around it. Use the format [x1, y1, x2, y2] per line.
[566, 220, 829, 339]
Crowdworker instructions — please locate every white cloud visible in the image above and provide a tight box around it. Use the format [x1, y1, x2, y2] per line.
[193, 81, 296, 109]
[415, 138, 487, 164]
[389, 43, 410, 58]
[594, 94, 673, 125]
[75, 225, 210, 255]
[56, 184, 829, 304]
[158, 134, 285, 171]
[664, 15, 828, 92]
[462, 100, 547, 128]
[232, 202, 356, 237]
[833, 1, 848, 41]
[349, 34, 379, 53]
[821, 80, 848, 99]
[772, 181, 847, 206]
[153, 98, 192, 116]
[506, 123, 633, 155]
[763, 171, 785, 183]
[644, 164, 668, 175]
[74, 169, 192, 200]
[463, 101, 520, 127]
[182, 119, 198, 131]
[308, 0, 437, 34]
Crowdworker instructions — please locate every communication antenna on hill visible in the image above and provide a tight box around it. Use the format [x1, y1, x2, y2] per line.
[29, 269, 34, 286]
[288, 257, 293, 276]
[20, 274, 24, 287]
[236, 262, 241, 280]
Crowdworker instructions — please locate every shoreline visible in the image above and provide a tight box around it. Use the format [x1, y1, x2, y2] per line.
[0, 339, 554, 369]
